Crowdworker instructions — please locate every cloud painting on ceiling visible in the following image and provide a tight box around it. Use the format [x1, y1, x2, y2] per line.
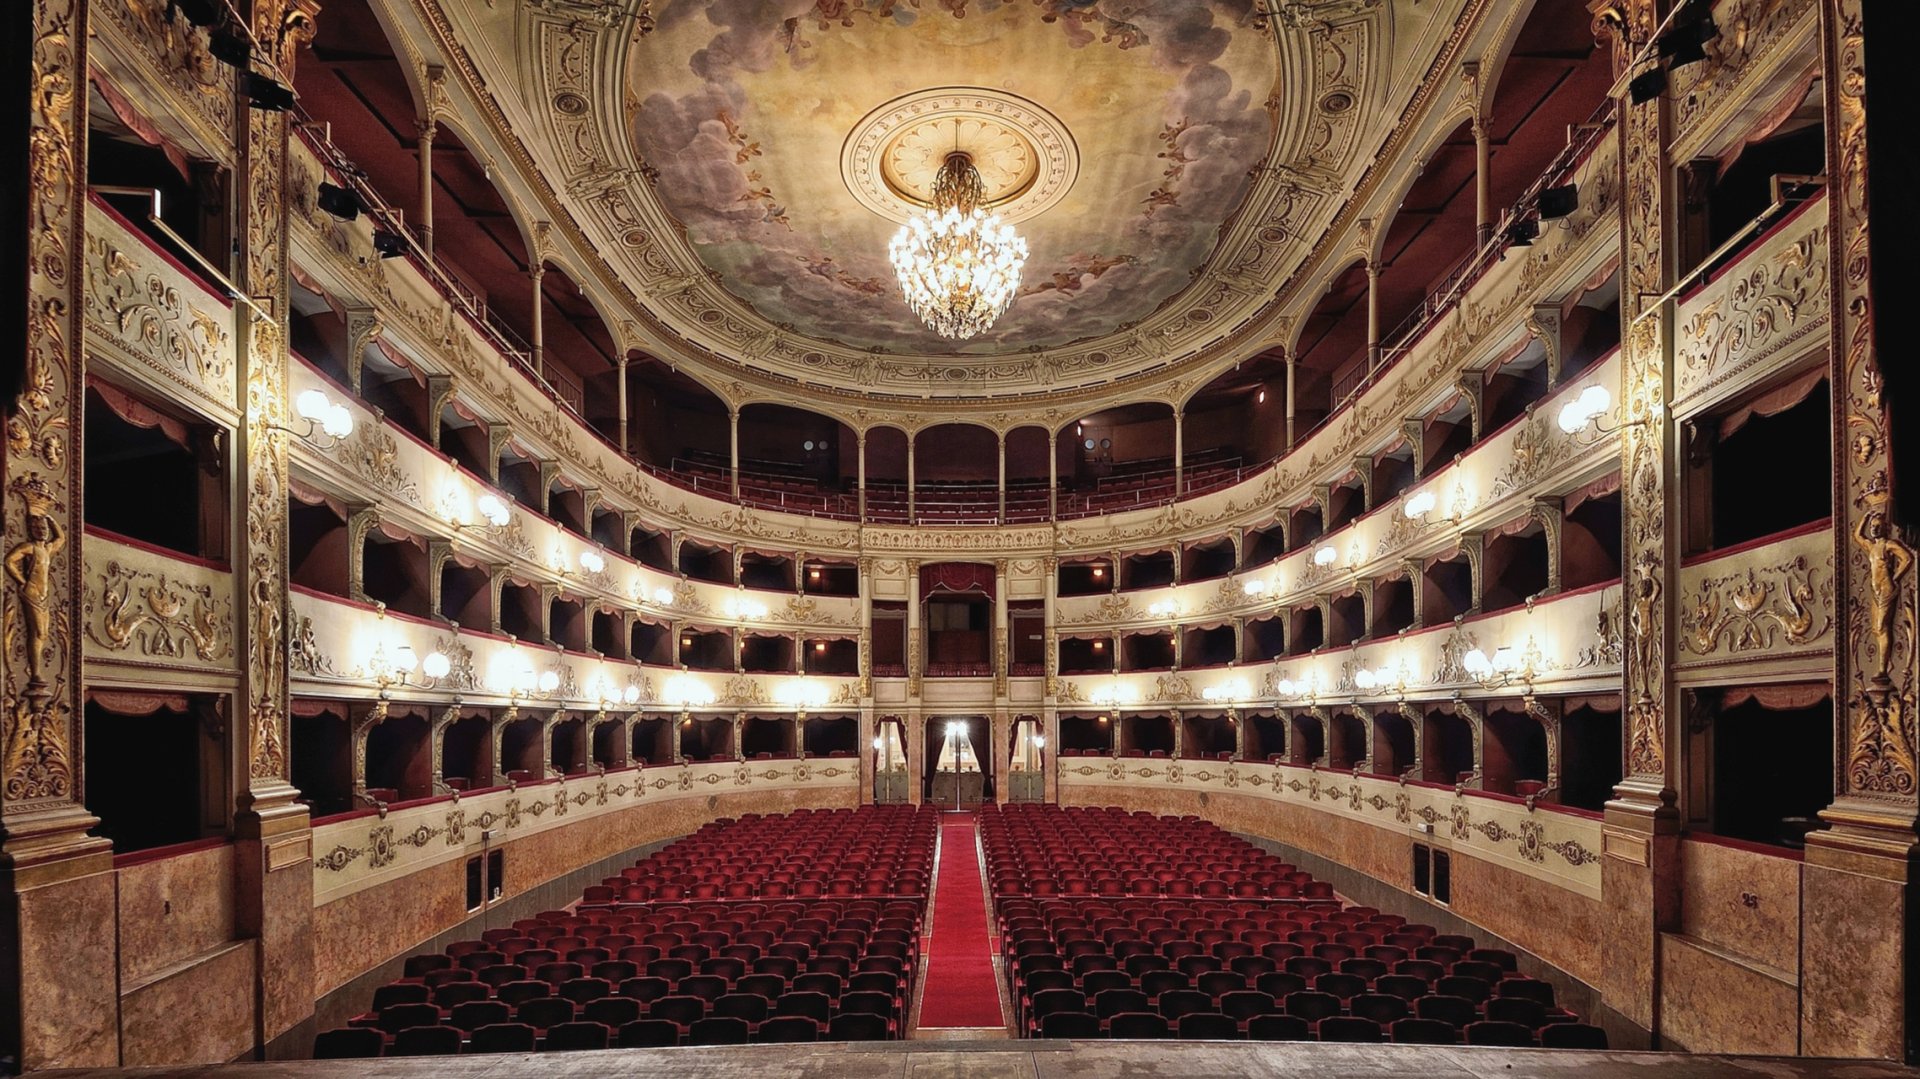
[628, 0, 1279, 355]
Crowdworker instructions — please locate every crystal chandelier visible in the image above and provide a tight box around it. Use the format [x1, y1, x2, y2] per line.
[889, 152, 1029, 340]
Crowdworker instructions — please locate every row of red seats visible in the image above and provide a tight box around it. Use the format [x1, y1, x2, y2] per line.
[315, 806, 939, 1057]
[987, 805, 1608, 1049]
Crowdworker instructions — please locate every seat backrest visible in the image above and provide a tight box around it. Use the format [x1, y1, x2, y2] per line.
[688, 1016, 752, 1045]
[1246, 1013, 1311, 1041]
[1466, 1019, 1537, 1047]
[448, 1000, 512, 1032]
[757, 1015, 822, 1042]
[1391, 1017, 1460, 1045]
[1319, 1016, 1385, 1043]
[1038, 1011, 1102, 1039]
[1176, 1012, 1240, 1039]
[1107, 1011, 1170, 1039]
[312, 1027, 383, 1059]
[544, 1020, 610, 1051]
[585, 996, 642, 1027]
[1414, 993, 1478, 1028]
[1283, 990, 1341, 1021]
[469, 1022, 537, 1054]
[649, 994, 706, 1025]
[1157, 989, 1213, 1019]
[616, 1018, 682, 1048]
[1255, 970, 1306, 998]
[376, 1002, 441, 1035]
[827, 1012, 890, 1041]
[1540, 1022, 1609, 1050]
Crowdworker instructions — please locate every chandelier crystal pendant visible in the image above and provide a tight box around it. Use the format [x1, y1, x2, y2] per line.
[889, 152, 1029, 340]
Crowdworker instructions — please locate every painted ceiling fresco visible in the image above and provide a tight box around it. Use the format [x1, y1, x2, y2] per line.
[627, 0, 1281, 355]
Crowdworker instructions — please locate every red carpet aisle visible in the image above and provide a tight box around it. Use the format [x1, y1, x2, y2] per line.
[916, 812, 1008, 1030]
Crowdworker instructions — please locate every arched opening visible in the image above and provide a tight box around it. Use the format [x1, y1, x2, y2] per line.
[913, 424, 1000, 525]
[1421, 549, 1475, 625]
[440, 552, 493, 627]
[1290, 261, 1371, 437]
[1180, 712, 1237, 761]
[806, 637, 858, 676]
[291, 701, 352, 817]
[1058, 402, 1180, 517]
[740, 632, 796, 674]
[678, 627, 735, 672]
[926, 716, 991, 804]
[1119, 547, 1176, 590]
[441, 713, 492, 791]
[678, 539, 733, 584]
[498, 575, 544, 641]
[1483, 702, 1549, 796]
[802, 557, 859, 597]
[591, 606, 627, 658]
[548, 472, 590, 537]
[1120, 630, 1176, 673]
[1058, 635, 1114, 675]
[627, 358, 730, 476]
[921, 563, 993, 678]
[533, 262, 622, 425]
[84, 381, 227, 562]
[83, 691, 228, 853]
[802, 715, 858, 758]
[873, 716, 910, 802]
[1243, 711, 1285, 763]
[1327, 590, 1366, 648]
[590, 717, 627, 770]
[741, 715, 796, 759]
[1242, 615, 1284, 663]
[1371, 573, 1417, 637]
[548, 592, 589, 653]
[1184, 350, 1289, 475]
[1058, 714, 1113, 756]
[630, 525, 672, 571]
[1561, 694, 1623, 811]
[1326, 472, 1366, 532]
[1416, 395, 1475, 474]
[1119, 713, 1175, 758]
[1182, 536, 1237, 582]
[862, 426, 911, 523]
[365, 709, 433, 801]
[1009, 601, 1046, 676]
[1287, 711, 1325, 766]
[1562, 474, 1624, 591]
[740, 551, 796, 591]
[288, 489, 351, 598]
[1180, 625, 1237, 669]
[1057, 558, 1114, 597]
[549, 714, 591, 771]
[499, 714, 546, 781]
[1482, 516, 1552, 613]
[1005, 425, 1057, 522]
[737, 402, 858, 517]
[360, 522, 433, 620]
[1286, 604, 1324, 656]
[630, 617, 673, 666]
[679, 715, 735, 763]
[1481, 339, 1552, 434]
[1371, 708, 1417, 778]
[870, 601, 907, 677]
[1422, 707, 1477, 785]
[1371, 441, 1417, 507]
[1244, 520, 1287, 568]
[1685, 685, 1834, 850]
[1327, 710, 1368, 770]
[631, 716, 675, 766]
[1288, 500, 1324, 551]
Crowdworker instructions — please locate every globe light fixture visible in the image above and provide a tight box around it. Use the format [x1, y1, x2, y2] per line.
[889, 152, 1029, 340]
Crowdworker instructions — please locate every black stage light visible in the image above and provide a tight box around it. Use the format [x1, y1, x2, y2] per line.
[246, 72, 296, 112]
[1538, 184, 1579, 221]
[372, 229, 409, 259]
[1506, 217, 1539, 248]
[170, 0, 223, 26]
[316, 182, 363, 221]
[1659, 20, 1713, 68]
[209, 26, 252, 67]
[1628, 67, 1667, 105]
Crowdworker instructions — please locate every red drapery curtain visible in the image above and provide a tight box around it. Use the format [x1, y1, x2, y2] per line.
[1720, 683, 1831, 711]
[1718, 367, 1827, 441]
[920, 562, 995, 600]
[88, 378, 193, 450]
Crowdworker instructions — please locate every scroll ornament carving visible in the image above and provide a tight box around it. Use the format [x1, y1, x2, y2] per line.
[1677, 224, 1829, 379]
[1679, 554, 1831, 655]
[88, 235, 231, 385]
[86, 560, 234, 662]
[288, 613, 335, 676]
[1061, 593, 1133, 626]
[345, 424, 422, 504]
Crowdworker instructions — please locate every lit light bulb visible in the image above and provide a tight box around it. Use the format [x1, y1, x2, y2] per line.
[1242, 579, 1267, 596]
[1403, 491, 1436, 518]
[391, 644, 418, 672]
[624, 685, 640, 704]
[323, 404, 354, 439]
[1463, 648, 1491, 677]
[1031, 735, 1045, 749]
[1355, 668, 1377, 690]
[422, 651, 450, 679]
[653, 587, 676, 606]
[579, 550, 605, 574]
[1314, 545, 1337, 566]
[296, 389, 330, 421]
[1557, 384, 1612, 434]
[538, 669, 560, 693]
[476, 494, 509, 527]
[872, 738, 885, 751]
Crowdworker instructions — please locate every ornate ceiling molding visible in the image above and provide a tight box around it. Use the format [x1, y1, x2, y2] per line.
[397, 0, 1493, 422]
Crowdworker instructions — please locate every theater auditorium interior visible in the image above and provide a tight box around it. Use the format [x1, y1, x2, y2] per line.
[3, 0, 1919, 1075]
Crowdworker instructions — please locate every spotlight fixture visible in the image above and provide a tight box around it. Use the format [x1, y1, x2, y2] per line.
[1506, 217, 1539, 248]
[1538, 184, 1578, 221]
[245, 72, 296, 112]
[1658, 10, 1717, 68]
[371, 229, 408, 259]
[316, 182, 362, 222]
[208, 26, 252, 67]
[169, 0, 222, 27]
[1628, 67, 1667, 106]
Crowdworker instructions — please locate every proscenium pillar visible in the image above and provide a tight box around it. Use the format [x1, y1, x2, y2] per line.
[530, 262, 546, 379]
[415, 118, 435, 256]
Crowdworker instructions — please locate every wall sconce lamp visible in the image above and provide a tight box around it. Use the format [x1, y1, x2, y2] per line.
[1556, 385, 1650, 443]
[1463, 645, 1535, 691]
[286, 389, 354, 447]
